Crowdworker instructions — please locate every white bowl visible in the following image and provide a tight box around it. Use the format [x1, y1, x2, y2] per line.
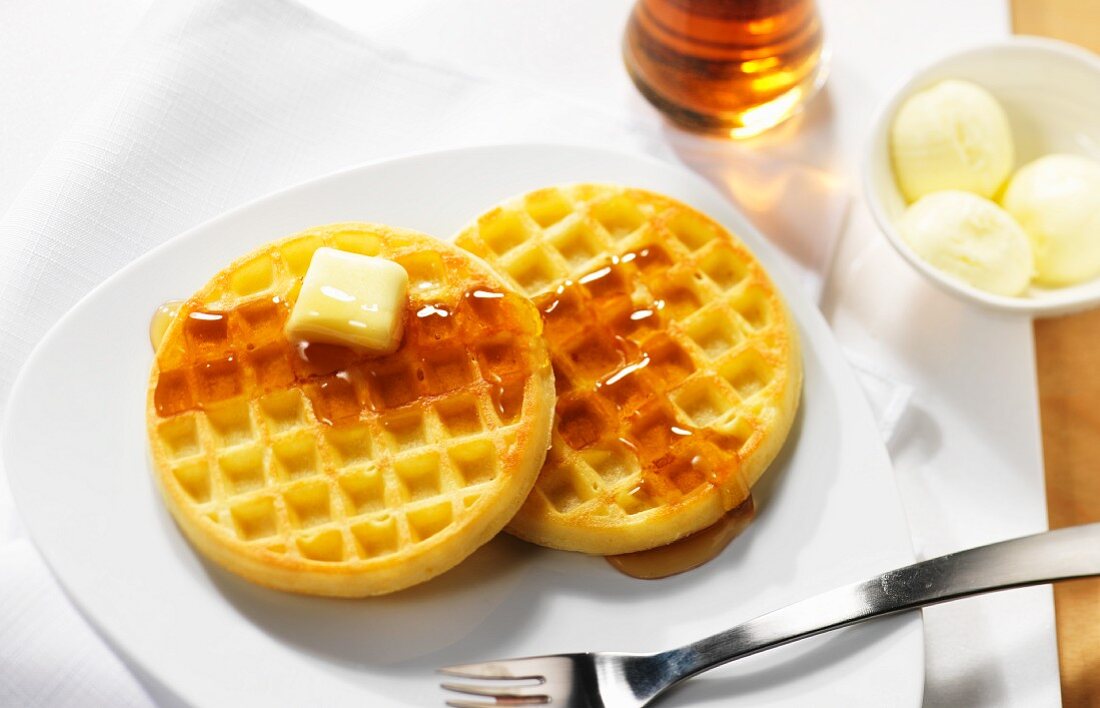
[864, 36, 1100, 316]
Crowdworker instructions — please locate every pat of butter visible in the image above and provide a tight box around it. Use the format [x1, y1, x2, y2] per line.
[286, 247, 409, 355]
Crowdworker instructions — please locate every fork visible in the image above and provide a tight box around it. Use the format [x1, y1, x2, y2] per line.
[439, 523, 1100, 707]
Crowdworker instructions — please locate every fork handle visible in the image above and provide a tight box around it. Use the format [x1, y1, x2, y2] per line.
[662, 523, 1100, 682]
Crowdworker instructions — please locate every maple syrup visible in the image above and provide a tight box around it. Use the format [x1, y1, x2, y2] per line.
[152, 284, 538, 426]
[149, 300, 184, 351]
[534, 252, 749, 512]
[623, 0, 826, 137]
[606, 496, 755, 579]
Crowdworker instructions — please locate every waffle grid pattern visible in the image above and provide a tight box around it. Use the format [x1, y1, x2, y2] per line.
[456, 185, 799, 547]
[149, 226, 547, 578]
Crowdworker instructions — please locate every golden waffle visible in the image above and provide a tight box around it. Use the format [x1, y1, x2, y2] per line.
[456, 185, 802, 555]
[146, 224, 554, 596]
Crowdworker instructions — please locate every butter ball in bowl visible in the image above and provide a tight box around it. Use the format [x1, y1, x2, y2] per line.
[890, 80, 1014, 202]
[898, 191, 1032, 296]
[1002, 154, 1100, 286]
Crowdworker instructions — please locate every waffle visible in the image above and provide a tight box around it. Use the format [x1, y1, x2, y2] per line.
[456, 185, 802, 555]
[146, 224, 554, 596]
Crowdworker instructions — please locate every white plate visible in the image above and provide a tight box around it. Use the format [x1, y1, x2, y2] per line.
[864, 37, 1100, 316]
[4, 145, 922, 707]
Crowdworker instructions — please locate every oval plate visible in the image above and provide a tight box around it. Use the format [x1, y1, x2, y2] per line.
[4, 144, 922, 707]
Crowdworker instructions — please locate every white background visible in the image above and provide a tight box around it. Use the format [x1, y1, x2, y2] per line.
[0, 0, 1057, 706]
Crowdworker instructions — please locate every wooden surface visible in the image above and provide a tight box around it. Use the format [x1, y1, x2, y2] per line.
[1011, 2, 1100, 705]
[1034, 313, 1100, 708]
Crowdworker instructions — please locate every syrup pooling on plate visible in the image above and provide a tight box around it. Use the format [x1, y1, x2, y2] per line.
[606, 496, 755, 579]
[534, 254, 750, 510]
[152, 281, 540, 427]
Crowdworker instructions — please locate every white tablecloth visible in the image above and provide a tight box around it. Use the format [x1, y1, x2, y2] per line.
[0, 0, 1057, 705]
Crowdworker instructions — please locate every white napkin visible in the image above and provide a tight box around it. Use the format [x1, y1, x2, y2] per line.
[0, 0, 858, 703]
[0, 540, 154, 707]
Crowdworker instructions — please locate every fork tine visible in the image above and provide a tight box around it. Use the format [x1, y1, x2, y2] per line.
[441, 682, 550, 701]
[437, 659, 547, 681]
[443, 700, 498, 708]
[444, 697, 549, 707]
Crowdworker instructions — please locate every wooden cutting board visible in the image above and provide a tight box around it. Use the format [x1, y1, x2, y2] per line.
[1010, 2, 1100, 705]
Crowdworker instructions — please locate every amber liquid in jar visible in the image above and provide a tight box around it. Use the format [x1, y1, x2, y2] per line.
[623, 0, 826, 138]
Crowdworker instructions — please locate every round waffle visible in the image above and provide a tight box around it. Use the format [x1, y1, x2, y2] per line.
[146, 223, 554, 596]
[456, 185, 802, 555]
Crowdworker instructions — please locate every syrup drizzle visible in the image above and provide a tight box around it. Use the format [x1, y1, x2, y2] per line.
[151, 243, 754, 578]
[534, 255, 748, 511]
[151, 286, 538, 426]
[149, 300, 185, 351]
[534, 249, 754, 578]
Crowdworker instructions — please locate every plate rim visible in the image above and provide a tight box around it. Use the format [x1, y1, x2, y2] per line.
[3, 142, 924, 707]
